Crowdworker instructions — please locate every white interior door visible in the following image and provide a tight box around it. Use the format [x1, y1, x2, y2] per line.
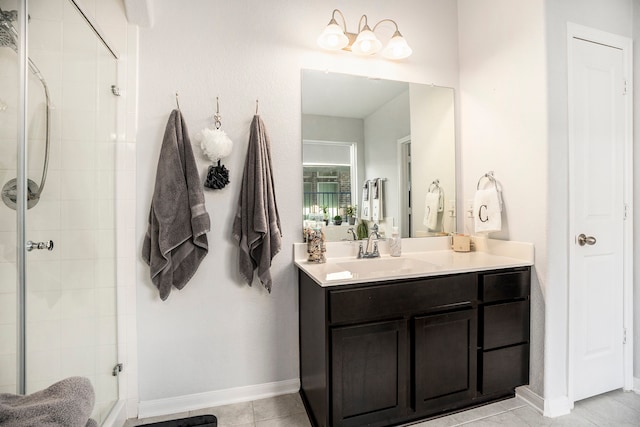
[569, 34, 626, 402]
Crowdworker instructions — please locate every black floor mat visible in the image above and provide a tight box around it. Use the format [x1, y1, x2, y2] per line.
[145, 414, 217, 426]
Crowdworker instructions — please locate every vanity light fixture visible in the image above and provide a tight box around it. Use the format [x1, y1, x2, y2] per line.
[317, 9, 412, 60]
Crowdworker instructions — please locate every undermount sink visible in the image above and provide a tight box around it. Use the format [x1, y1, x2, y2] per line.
[336, 257, 439, 276]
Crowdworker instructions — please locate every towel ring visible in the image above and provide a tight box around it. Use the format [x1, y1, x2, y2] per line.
[477, 171, 498, 190]
[428, 179, 440, 193]
[476, 171, 504, 212]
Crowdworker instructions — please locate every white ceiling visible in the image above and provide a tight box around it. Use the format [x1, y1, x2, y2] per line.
[302, 70, 409, 119]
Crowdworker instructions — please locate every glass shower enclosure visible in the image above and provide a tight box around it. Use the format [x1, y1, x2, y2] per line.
[0, 0, 120, 423]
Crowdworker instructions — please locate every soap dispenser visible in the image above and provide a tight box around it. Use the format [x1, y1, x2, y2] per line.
[390, 226, 401, 257]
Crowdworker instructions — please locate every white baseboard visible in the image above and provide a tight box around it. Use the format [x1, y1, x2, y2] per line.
[102, 400, 127, 427]
[516, 386, 571, 418]
[543, 395, 572, 417]
[137, 378, 301, 419]
[516, 386, 544, 414]
[518, 379, 640, 419]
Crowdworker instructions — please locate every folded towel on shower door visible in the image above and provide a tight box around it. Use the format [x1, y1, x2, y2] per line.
[232, 115, 282, 292]
[0, 376, 97, 427]
[473, 187, 502, 234]
[142, 109, 210, 301]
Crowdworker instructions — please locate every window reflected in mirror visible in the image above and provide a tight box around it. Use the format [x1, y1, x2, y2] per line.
[303, 140, 357, 227]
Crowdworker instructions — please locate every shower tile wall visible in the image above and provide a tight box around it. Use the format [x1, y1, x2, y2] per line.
[0, 0, 138, 423]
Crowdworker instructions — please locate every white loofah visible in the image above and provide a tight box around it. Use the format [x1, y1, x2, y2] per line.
[196, 127, 233, 163]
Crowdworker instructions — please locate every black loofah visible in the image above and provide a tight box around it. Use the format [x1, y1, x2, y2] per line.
[204, 161, 230, 190]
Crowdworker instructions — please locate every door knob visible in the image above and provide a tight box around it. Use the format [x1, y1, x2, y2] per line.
[577, 234, 596, 246]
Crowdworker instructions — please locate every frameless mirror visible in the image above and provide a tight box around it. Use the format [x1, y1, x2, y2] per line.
[301, 69, 456, 242]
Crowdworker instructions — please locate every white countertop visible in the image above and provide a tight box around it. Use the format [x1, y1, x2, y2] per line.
[294, 236, 534, 287]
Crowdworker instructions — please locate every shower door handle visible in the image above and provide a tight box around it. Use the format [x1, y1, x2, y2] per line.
[26, 240, 54, 252]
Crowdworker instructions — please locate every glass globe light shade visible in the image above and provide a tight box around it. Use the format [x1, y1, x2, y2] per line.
[381, 32, 413, 60]
[317, 20, 349, 50]
[351, 27, 382, 55]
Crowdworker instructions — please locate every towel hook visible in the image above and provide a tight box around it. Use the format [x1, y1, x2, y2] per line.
[214, 96, 222, 130]
[255, 99, 259, 115]
[428, 179, 440, 193]
[175, 91, 181, 110]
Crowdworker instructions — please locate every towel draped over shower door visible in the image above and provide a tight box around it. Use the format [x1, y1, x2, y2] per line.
[232, 115, 282, 292]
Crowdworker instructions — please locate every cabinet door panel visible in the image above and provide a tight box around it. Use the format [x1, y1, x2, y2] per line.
[332, 319, 408, 427]
[414, 309, 477, 413]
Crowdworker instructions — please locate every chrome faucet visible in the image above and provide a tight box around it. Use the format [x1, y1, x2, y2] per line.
[358, 224, 381, 258]
[347, 227, 357, 241]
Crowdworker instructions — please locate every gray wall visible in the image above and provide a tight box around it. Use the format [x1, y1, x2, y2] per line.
[136, 0, 460, 403]
[135, 0, 639, 411]
[410, 84, 456, 236]
[458, 0, 547, 397]
[363, 90, 410, 232]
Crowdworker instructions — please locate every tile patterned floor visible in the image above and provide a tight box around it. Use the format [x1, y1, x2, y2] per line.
[124, 393, 309, 427]
[124, 389, 640, 427]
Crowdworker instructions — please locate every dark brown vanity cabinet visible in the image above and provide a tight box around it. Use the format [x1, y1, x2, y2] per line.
[299, 266, 531, 427]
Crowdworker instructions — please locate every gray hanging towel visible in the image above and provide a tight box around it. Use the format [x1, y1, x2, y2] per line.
[232, 115, 282, 292]
[142, 109, 210, 300]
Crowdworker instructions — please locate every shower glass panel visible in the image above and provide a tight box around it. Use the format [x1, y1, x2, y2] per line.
[0, 0, 19, 396]
[0, 0, 119, 424]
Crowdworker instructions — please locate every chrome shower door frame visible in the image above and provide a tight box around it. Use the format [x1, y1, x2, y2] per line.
[16, 0, 28, 396]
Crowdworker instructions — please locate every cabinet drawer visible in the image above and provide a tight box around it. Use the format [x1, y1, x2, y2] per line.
[481, 344, 529, 395]
[482, 300, 530, 350]
[481, 269, 530, 303]
[329, 274, 476, 324]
